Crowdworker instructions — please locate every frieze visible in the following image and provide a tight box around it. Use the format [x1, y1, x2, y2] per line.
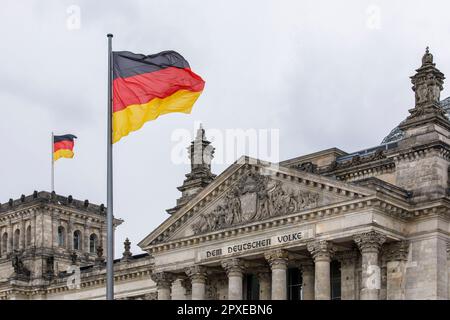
[192, 171, 320, 234]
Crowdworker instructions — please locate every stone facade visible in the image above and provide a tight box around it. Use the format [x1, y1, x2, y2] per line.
[1, 49, 450, 300]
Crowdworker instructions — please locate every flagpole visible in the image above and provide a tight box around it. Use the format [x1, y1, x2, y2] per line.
[106, 33, 114, 300]
[51, 132, 55, 192]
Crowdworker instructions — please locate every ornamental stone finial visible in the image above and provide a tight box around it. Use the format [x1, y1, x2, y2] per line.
[353, 231, 386, 253]
[167, 124, 216, 214]
[122, 238, 132, 261]
[401, 47, 446, 122]
[70, 251, 78, 265]
[95, 245, 105, 266]
[422, 46, 433, 65]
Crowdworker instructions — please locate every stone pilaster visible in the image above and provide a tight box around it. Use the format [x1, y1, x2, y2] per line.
[264, 249, 288, 300]
[84, 222, 90, 253]
[171, 277, 187, 300]
[7, 222, 13, 253]
[307, 240, 335, 300]
[67, 218, 73, 251]
[336, 250, 358, 300]
[384, 241, 409, 300]
[31, 211, 36, 247]
[447, 242, 450, 300]
[20, 219, 25, 249]
[151, 272, 173, 300]
[299, 259, 315, 300]
[221, 258, 245, 300]
[354, 231, 386, 300]
[186, 265, 207, 300]
[256, 271, 271, 300]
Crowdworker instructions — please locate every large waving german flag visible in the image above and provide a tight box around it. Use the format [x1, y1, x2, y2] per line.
[53, 134, 77, 161]
[112, 50, 205, 143]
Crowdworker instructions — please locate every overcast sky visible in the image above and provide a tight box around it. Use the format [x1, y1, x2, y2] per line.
[1, 0, 450, 257]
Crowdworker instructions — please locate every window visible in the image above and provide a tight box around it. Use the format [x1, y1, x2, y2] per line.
[287, 268, 302, 300]
[26, 226, 32, 247]
[1, 233, 7, 254]
[244, 274, 259, 300]
[73, 230, 82, 250]
[14, 229, 20, 250]
[330, 260, 341, 300]
[58, 226, 65, 247]
[89, 233, 98, 253]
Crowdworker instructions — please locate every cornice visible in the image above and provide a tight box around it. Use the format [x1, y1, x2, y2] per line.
[140, 160, 374, 249]
[144, 196, 450, 255]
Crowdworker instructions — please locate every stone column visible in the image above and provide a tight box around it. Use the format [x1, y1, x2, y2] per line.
[221, 258, 245, 300]
[307, 240, 334, 300]
[299, 259, 315, 300]
[264, 249, 288, 300]
[186, 266, 207, 300]
[336, 250, 358, 300]
[171, 277, 187, 300]
[384, 241, 409, 300]
[354, 231, 386, 300]
[256, 271, 271, 300]
[151, 272, 173, 300]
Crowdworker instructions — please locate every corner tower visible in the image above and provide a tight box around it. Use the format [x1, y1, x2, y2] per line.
[395, 47, 450, 201]
[167, 125, 216, 214]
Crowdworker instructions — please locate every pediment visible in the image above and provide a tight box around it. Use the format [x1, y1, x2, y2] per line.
[139, 157, 375, 249]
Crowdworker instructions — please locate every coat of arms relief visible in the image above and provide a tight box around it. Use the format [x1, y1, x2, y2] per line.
[192, 171, 320, 234]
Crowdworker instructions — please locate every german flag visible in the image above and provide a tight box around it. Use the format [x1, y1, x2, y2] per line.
[53, 134, 77, 161]
[112, 50, 205, 143]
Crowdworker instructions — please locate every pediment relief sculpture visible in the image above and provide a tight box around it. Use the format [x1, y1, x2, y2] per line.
[192, 171, 320, 234]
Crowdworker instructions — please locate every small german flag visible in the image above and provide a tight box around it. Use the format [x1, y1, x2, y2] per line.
[53, 134, 77, 161]
[112, 50, 205, 143]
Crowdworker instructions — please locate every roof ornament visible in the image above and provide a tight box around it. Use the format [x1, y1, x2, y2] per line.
[122, 238, 132, 262]
[422, 46, 434, 65]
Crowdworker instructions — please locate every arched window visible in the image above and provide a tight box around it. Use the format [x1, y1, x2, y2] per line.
[73, 230, 82, 250]
[1, 233, 7, 254]
[26, 226, 32, 247]
[89, 234, 98, 253]
[14, 229, 20, 250]
[58, 226, 66, 247]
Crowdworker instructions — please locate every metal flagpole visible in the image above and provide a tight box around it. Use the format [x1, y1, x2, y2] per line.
[51, 132, 55, 192]
[106, 33, 114, 300]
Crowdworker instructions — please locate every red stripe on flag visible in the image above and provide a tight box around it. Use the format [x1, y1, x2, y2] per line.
[54, 140, 74, 152]
[113, 67, 205, 112]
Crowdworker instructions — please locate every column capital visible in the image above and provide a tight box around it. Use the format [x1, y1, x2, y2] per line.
[264, 249, 288, 269]
[335, 250, 358, 267]
[185, 265, 207, 283]
[221, 258, 245, 277]
[353, 231, 386, 253]
[307, 240, 335, 262]
[383, 241, 409, 262]
[150, 271, 173, 288]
